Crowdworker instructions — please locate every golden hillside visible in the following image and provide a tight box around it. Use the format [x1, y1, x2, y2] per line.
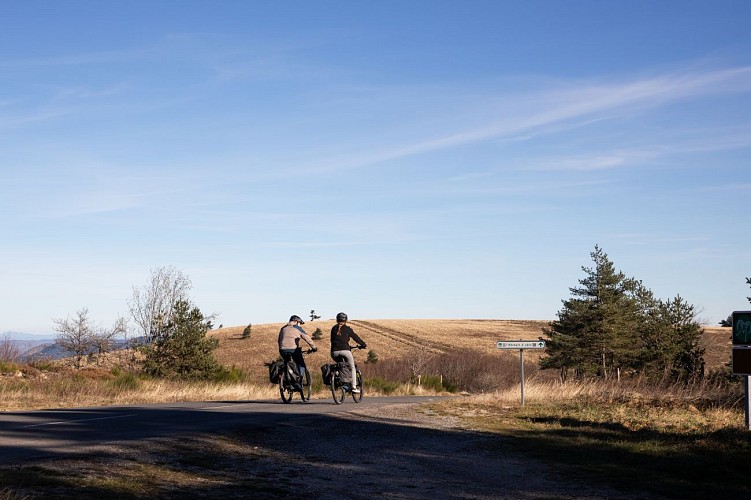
[210, 320, 732, 383]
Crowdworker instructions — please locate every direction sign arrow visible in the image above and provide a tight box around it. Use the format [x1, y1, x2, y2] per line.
[497, 340, 545, 349]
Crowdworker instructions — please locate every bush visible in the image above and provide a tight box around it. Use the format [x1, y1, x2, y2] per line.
[365, 377, 401, 395]
[111, 371, 141, 391]
[212, 365, 247, 383]
[0, 361, 19, 373]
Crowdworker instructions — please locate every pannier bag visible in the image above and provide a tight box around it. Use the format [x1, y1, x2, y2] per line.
[321, 363, 334, 385]
[268, 360, 284, 384]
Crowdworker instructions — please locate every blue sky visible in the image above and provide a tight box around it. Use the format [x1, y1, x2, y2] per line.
[2, 1, 750, 334]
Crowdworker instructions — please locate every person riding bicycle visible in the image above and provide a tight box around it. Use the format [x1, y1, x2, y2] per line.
[278, 315, 317, 384]
[330, 312, 366, 393]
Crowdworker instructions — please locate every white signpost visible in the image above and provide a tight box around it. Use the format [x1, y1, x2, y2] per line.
[497, 339, 546, 406]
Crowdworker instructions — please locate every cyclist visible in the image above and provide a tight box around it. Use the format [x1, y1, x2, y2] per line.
[278, 315, 317, 384]
[330, 312, 366, 393]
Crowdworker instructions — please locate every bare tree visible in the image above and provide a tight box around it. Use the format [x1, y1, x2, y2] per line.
[408, 341, 438, 384]
[53, 308, 96, 369]
[0, 334, 21, 363]
[91, 316, 127, 364]
[128, 266, 192, 343]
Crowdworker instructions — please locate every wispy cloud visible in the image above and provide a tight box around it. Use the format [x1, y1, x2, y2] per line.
[289, 64, 751, 175]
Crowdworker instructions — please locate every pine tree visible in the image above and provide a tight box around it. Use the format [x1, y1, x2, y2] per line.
[312, 327, 323, 340]
[541, 245, 642, 380]
[541, 245, 706, 382]
[640, 295, 704, 380]
[141, 300, 221, 379]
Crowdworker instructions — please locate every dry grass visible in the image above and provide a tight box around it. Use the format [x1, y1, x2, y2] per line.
[0, 319, 734, 411]
[210, 319, 731, 385]
[0, 367, 277, 411]
[210, 319, 551, 383]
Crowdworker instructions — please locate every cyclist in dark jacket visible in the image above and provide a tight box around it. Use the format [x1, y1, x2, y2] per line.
[330, 312, 366, 393]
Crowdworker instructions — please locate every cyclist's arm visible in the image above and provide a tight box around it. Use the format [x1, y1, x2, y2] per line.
[296, 329, 317, 350]
[350, 330, 366, 349]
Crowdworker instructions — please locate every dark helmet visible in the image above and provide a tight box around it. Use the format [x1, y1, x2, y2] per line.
[336, 312, 348, 322]
[289, 314, 305, 324]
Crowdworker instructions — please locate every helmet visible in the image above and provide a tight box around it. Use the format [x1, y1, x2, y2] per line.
[289, 315, 305, 324]
[336, 312, 348, 322]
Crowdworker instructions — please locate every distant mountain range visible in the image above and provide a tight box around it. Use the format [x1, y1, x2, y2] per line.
[2, 331, 140, 362]
[2, 331, 55, 341]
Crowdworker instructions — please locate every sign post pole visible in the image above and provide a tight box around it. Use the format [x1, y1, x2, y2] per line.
[497, 340, 545, 407]
[520, 348, 525, 406]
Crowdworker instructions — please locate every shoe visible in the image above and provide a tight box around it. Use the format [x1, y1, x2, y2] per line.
[352, 388, 360, 394]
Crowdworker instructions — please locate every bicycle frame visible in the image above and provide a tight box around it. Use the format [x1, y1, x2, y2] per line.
[279, 348, 315, 403]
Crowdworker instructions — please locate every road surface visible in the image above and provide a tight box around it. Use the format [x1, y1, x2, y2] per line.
[0, 396, 639, 499]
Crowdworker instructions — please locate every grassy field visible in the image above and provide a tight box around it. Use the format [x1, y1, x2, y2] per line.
[209, 319, 732, 383]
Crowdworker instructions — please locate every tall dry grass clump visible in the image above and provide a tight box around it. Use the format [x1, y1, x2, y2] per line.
[0, 364, 279, 411]
[460, 373, 746, 431]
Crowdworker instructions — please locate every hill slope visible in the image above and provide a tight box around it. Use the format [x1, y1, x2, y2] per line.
[211, 320, 732, 383]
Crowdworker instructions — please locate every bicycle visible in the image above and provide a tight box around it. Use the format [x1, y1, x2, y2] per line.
[279, 348, 316, 403]
[328, 346, 364, 405]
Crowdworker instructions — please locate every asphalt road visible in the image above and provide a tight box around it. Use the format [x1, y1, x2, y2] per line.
[0, 395, 644, 499]
[0, 396, 443, 464]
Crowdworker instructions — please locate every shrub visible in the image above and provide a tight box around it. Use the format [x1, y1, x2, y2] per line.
[365, 377, 401, 395]
[111, 371, 141, 391]
[212, 365, 247, 383]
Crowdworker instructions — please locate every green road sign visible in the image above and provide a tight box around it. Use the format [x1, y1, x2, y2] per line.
[733, 311, 751, 345]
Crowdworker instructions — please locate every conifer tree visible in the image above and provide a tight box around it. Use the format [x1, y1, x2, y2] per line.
[541, 245, 642, 380]
[541, 245, 705, 382]
[141, 300, 221, 379]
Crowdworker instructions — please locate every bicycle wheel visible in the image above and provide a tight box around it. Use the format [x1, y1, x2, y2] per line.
[300, 367, 311, 402]
[330, 372, 345, 404]
[279, 373, 293, 403]
[352, 369, 363, 403]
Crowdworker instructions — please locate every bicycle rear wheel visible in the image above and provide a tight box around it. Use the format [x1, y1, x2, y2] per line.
[352, 369, 363, 403]
[279, 373, 293, 404]
[330, 373, 345, 404]
[300, 367, 311, 402]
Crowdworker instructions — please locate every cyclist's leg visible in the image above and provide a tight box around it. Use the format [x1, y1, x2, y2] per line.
[291, 348, 306, 378]
[332, 349, 356, 389]
[279, 349, 294, 379]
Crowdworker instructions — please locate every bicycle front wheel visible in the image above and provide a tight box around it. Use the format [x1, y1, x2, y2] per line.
[330, 373, 345, 404]
[279, 375, 293, 403]
[352, 369, 363, 403]
[300, 367, 311, 402]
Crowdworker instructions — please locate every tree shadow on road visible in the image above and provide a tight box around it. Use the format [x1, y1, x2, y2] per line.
[1, 401, 746, 499]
